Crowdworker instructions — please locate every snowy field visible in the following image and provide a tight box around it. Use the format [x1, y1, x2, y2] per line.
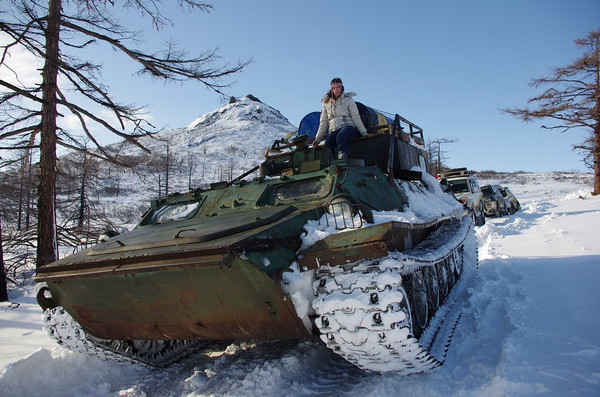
[1, 173, 599, 396]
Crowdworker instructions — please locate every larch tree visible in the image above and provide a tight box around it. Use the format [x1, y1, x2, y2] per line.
[427, 137, 458, 176]
[0, 0, 250, 267]
[0, 214, 8, 302]
[502, 28, 600, 195]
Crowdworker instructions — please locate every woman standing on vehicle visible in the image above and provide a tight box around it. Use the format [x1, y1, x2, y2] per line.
[311, 77, 369, 159]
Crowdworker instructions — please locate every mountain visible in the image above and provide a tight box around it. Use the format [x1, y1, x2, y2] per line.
[94, 95, 295, 224]
[125, 94, 294, 159]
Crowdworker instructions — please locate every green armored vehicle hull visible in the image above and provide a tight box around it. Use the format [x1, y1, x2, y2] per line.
[36, 110, 476, 374]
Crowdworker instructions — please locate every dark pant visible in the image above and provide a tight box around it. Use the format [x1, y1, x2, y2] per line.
[324, 125, 358, 156]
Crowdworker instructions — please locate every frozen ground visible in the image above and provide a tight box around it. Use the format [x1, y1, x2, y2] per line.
[1, 173, 599, 396]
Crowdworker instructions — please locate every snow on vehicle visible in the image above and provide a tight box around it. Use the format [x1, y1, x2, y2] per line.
[35, 104, 477, 374]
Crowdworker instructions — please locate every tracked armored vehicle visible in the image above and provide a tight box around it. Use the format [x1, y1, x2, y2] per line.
[36, 106, 477, 374]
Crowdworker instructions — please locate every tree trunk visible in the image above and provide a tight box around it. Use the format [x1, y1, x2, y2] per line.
[78, 154, 87, 229]
[0, 215, 8, 302]
[165, 145, 170, 197]
[26, 155, 33, 229]
[17, 157, 25, 231]
[158, 174, 162, 199]
[36, 0, 62, 268]
[594, 40, 600, 196]
[78, 174, 86, 229]
[594, 121, 599, 195]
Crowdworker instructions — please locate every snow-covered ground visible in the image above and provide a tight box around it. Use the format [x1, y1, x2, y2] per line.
[1, 173, 599, 396]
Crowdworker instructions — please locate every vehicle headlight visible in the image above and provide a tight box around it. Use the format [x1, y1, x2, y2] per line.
[325, 195, 363, 230]
[326, 196, 356, 217]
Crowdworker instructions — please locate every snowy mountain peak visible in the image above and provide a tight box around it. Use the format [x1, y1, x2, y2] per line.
[186, 95, 292, 133]
[111, 94, 296, 197]
[121, 94, 295, 159]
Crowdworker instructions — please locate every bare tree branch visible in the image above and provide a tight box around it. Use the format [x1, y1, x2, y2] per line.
[60, 19, 252, 94]
[501, 28, 600, 194]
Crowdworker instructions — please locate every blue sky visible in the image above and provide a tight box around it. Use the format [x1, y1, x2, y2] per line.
[89, 1, 599, 172]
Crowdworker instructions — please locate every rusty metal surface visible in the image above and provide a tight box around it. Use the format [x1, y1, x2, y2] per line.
[47, 255, 311, 340]
[37, 248, 231, 280]
[298, 220, 440, 269]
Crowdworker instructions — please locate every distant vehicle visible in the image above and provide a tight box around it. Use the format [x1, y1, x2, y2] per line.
[439, 168, 485, 226]
[481, 184, 507, 217]
[498, 186, 520, 214]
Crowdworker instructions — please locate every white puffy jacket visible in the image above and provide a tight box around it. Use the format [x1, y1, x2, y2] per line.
[314, 92, 368, 143]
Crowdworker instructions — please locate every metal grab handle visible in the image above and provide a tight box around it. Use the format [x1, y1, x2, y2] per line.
[175, 228, 196, 238]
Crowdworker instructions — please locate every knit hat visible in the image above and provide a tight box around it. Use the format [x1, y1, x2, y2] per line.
[330, 77, 343, 89]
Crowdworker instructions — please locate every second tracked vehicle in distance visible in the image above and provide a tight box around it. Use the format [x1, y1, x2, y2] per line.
[35, 104, 477, 374]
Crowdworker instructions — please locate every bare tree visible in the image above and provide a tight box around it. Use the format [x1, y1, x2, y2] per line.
[186, 149, 195, 190]
[144, 144, 177, 199]
[0, 150, 37, 231]
[1, 0, 251, 266]
[502, 28, 600, 195]
[1, 214, 8, 302]
[144, 141, 179, 197]
[200, 145, 208, 179]
[56, 145, 100, 231]
[427, 137, 458, 175]
[17, 149, 36, 230]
